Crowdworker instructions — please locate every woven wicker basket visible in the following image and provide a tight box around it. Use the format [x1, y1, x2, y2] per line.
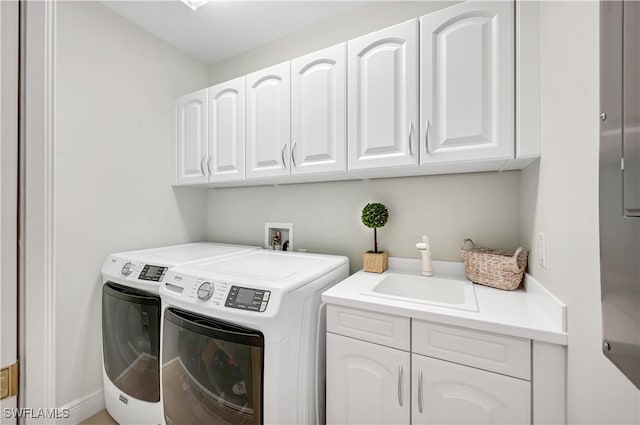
[460, 239, 528, 291]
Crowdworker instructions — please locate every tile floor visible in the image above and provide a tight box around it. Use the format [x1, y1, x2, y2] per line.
[80, 410, 118, 425]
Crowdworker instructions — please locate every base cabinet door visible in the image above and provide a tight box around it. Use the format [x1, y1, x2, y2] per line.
[412, 354, 531, 425]
[175, 89, 208, 185]
[420, 1, 514, 165]
[327, 333, 410, 425]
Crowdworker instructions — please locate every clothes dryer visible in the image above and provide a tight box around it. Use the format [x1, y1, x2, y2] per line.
[101, 242, 259, 425]
[159, 250, 349, 425]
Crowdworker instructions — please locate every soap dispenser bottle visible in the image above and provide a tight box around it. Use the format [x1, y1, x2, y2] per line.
[416, 235, 433, 276]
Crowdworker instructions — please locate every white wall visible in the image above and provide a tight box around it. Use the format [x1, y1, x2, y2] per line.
[520, 1, 640, 423]
[54, 1, 208, 409]
[208, 1, 459, 84]
[207, 172, 521, 273]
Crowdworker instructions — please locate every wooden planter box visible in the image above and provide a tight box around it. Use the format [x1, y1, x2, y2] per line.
[363, 251, 389, 274]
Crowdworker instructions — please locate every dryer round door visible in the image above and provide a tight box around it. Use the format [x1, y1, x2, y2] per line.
[162, 307, 264, 425]
[102, 282, 160, 402]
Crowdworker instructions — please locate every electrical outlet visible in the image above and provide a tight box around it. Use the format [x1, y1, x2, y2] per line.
[537, 232, 547, 269]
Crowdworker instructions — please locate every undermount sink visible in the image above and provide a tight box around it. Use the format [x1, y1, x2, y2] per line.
[363, 273, 479, 312]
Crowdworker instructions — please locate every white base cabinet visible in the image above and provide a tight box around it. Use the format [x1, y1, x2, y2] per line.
[326, 306, 536, 425]
[327, 333, 410, 425]
[412, 354, 530, 425]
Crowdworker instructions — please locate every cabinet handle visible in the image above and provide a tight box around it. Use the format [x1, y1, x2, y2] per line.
[425, 119, 430, 154]
[292, 141, 298, 168]
[408, 122, 413, 156]
[397, 366, 403, 407]
[281, 143, 288, 168]
[418, 370, 424, 413]
[200, 157, 207, 176]
[207, 155, 213, 176]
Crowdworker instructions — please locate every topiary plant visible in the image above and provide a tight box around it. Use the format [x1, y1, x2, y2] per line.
[361, 203, 389, 253]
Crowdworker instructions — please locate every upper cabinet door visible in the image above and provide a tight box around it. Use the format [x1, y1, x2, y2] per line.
[348, 20, 419, 171]
[245, 62, 291, 179]
[291, 43, 347, 176]
[412, 354, 531, 425]
[175, 89, 208, 185]
[208, 77, 245, 183]
[420, 1, 514, 165]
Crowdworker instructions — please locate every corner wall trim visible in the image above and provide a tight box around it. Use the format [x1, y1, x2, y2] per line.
[21, 0, 57, 417]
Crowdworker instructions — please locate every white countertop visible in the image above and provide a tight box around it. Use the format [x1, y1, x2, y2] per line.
[322, 257, 568, 345]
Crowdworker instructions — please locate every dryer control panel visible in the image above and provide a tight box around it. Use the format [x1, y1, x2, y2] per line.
[225, 286, 271, 312]
[138, 264, 168, 282]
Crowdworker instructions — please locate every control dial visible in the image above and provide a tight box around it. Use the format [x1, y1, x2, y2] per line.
[121, 262, 134, 276]
[197, 282, 214, 301]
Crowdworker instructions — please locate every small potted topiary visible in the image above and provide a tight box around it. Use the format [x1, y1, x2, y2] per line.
[361, 202, 389, 273]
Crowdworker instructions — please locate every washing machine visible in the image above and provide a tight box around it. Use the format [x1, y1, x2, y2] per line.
[159, 250, 349, 425]
[101, 242, 260, 425]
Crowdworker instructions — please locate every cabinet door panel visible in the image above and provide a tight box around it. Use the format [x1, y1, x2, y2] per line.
[348, 20, 418, 171]
[412, 354, 530, 425]
[246, 62, 291, 179]
[208, 77, 245, 182]
[291, 43, 346, 175]
[421, 1, 514, 164]
[327, 333, 410, 425]
[175, 89, 208, 185]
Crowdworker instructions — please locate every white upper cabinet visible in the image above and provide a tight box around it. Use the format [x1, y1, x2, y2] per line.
[327, 333, 410, 425]
[245, 61, 291, 179]
[420, 1, 514, 165]
[412, 354, 531, 425]
[175, 89, 208, 185]
[291, 43, 347, 176]
[173, 2, 536, 186]
[207, 76, 245, 183]
[347, 20, 419, 171]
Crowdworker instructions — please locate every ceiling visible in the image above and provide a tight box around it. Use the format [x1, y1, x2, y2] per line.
[100, 1, 367, 65]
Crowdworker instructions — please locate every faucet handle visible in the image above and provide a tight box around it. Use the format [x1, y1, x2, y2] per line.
[416, 242, 427, 250]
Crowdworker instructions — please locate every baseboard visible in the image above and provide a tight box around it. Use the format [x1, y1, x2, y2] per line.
[56, 389, 104, 425]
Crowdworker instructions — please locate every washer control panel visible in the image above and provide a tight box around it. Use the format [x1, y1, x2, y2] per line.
[225, 286, 271, 313]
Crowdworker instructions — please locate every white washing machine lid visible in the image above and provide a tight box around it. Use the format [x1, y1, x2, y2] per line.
[172, 250, 348, 291]
[102, 242, 261, 293]
[110, 242, 260, 266]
